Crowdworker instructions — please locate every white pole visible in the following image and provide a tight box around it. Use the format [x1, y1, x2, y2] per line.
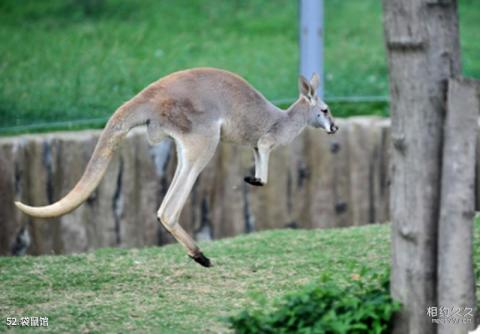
[299, 0, 324, 98]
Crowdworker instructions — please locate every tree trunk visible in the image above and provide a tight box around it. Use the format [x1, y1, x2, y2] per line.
[382, 0, 461, 333]
[437, 78, 479, 334]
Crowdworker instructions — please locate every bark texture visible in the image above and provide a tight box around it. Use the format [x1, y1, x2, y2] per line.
[437, 78, 479, 334]
[382, 0, 461, 333]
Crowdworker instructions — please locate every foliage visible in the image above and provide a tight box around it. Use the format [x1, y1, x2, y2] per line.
[228, 271, 400, 334]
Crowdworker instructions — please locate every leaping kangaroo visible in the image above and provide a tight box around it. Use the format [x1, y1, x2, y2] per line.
[15, 68, 338, 267]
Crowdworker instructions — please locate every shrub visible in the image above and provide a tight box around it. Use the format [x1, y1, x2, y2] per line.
[228, 272, 400, 334]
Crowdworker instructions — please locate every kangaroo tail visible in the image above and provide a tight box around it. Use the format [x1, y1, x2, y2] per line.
[15, 100, 148, 218]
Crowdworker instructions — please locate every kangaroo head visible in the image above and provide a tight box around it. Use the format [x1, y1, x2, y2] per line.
[298, 74, 338, 134]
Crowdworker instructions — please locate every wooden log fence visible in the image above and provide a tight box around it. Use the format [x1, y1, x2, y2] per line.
[0, 116, 409, 255]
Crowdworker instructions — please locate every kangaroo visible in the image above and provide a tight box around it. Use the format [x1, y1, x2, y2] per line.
[15, 68, 337, 267]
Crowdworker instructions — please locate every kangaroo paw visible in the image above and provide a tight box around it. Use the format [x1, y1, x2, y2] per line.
[189, 252, 212, 268]
[244, 176, 264, 186]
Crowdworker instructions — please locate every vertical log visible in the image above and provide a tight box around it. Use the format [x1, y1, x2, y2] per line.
[476, 125, 480, 211]
[57, 131, 99, 253]
[329, 118, 352, 228]
[0, 139, 19, 255]
[117, 132, 141, 248]
[11, 138, 32, 253]
[304, 127, 337, 228]
[382, 0, 461, 333]
[376, 118, 392, 224]
[212, 143, 248, 238]
[189, 147, 220, 241]
[150, 137, 177, 246]
[286, 130, 310, 228]
[250, 145, 290, 231]
[24, 136, 62, 254]
[347, 117, 383, 225]
[437, 78, 479, 334]
[134, 132, 167, 247]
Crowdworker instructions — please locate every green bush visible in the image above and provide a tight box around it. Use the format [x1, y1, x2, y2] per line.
[228, 272, 400, 334]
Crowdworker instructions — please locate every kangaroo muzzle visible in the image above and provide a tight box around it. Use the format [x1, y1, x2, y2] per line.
[329, 123, 338, 134]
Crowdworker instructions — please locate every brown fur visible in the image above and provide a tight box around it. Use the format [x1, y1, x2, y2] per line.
[157, 98, 198, 133]
[15, 67, 337, 266]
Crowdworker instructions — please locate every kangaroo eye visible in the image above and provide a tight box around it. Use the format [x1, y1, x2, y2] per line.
[321, 108, 328, 113]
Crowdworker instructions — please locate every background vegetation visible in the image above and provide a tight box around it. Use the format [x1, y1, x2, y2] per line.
[0, 0, 478, 134]
[229, 272, 400, 333]
[1, 220, 479, 333]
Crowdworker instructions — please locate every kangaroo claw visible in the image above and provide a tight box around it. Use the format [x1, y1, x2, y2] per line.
[189, 252, 212, 267]
[244, 176, 264, 186]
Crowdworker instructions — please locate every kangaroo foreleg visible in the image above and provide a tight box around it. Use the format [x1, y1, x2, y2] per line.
[257, 145, 272, 184]
[244, 138, 274, 186]
[244, 148, 265, 186]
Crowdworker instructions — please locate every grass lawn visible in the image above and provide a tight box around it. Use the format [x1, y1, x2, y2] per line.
[1, 220, 479, 333]
[0, 0, 478, 133]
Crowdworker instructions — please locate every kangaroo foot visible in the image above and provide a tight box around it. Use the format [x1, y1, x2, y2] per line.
[244, 176, 264, 186]
[189, 251, 212, 267]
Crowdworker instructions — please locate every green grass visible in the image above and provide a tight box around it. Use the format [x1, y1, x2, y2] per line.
[1, 220, 480, 333]
[0, 0, 478, 133]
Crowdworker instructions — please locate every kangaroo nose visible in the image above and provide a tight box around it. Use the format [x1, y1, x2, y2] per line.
[330, 124, 338, 133]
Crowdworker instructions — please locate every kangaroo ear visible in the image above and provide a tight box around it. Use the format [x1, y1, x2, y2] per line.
[310, 73, 320, 92]
[298, 75, 313, 98]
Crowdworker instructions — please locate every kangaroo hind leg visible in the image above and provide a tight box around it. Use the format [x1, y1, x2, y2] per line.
[157, 128, 220, 267]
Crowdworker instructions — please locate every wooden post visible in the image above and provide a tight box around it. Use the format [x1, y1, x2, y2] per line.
[438, 78, 479, 334]
[382, 0, 461, 332]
